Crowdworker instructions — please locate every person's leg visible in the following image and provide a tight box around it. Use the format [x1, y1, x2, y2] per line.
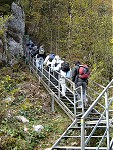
[32, 57, 35, 66]
[40, 58, 44, 69]
[60, 78, 66, 97]
[62, 83, 66, 96]
[39, 57, 44, 69]
[82, 82, 87, 106]
[76, 82, 82, 107]
[36, 58, 40, 70]
[54, 71, 59, 86]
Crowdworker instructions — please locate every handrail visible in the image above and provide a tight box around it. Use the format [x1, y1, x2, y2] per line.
[24, 45, 113, 150]
[82, 79, 113, 119]
[110, 138, 113, 150]
[26, 50, 85, 119]
[89, 79, 105, 89]
[81, 79, 113, 150]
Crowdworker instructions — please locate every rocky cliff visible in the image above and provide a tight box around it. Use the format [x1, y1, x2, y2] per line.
[6, 2, 25, 58]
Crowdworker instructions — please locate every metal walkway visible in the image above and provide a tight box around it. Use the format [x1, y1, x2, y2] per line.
[24, 48, 113, 150]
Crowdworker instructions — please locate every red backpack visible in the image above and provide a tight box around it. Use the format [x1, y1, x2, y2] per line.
[79, 65, 90, 79]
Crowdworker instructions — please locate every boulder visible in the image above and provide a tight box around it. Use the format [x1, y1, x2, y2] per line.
[15, 116, 29, 123]
[6, 2, 25, 58]
[33, 125, 44, 133]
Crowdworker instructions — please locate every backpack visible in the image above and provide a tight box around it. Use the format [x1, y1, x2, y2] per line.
[79, 65, 90, 79]
[61, 62, 70, 72]
[49, 54, 55, 62]
[39, 47, 45, 55]
[66, 70, 71, 78]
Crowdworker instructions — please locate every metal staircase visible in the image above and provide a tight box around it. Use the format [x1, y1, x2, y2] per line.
[24, 47, 113, 150]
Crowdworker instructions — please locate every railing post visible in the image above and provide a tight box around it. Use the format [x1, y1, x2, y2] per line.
[58, 74, 60, 99]
[81, 86, 84, 114]
[105, 91, 110, 149]
[51, 93, 55, 112]
[81, 118, 85, 150]
[73, 88, 76, 117]
[48, 67, 51, 87]
[41, 64, 44, 78]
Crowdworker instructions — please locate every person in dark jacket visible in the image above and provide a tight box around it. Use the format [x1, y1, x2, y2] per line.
[72, 61, 88, 107]
[72, 61, 81, 83]
[35, 45, 46, 70]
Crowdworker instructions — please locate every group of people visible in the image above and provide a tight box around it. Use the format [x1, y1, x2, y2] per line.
[26, 40, 46, 69]
[26, 40, 90, 108]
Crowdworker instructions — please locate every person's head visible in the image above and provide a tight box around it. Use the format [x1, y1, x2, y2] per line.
[33, 46, 37, 50]
[74, 61, 81, 66]
[61, 56, 66, 61]
[55, 55, 60, 60]
[40, 45, 44, 48]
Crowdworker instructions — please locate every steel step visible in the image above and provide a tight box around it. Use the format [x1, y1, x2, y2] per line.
[29, 64, 110, 150]
[52, 146, 107, 150]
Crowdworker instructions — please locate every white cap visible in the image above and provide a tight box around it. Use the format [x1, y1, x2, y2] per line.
[55, 55, 60, 60]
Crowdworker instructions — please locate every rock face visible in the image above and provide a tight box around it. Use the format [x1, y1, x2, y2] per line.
[6, 2, 25, 58]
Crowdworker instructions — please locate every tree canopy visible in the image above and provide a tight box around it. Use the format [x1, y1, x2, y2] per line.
[0, 0, 112, 83]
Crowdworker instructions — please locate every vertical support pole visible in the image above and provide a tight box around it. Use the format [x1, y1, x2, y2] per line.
[58, 74, 60, 99]
[81, 118, 85, 150]
[51, 93, 55, 112]
[73, 88, 76, 117]
[41, 64, 44, 78]
[105, 91, 110, 149]
[81, 86, 84, 114]
[48, 66, 50, 87]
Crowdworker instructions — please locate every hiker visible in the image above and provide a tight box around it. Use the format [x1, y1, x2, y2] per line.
[59, 59, 71, 97]
[72, 61, 90, 107]
[51, 55, 61, 71]
[51, 55, 62, 86]
[43, 53, 55, 71]
[35, 45, 46, 70]
[25, 40, 34, 63]
[26, 40, 34, 51]
[26, 39, 34, 47]
[30, 45, 38, 58]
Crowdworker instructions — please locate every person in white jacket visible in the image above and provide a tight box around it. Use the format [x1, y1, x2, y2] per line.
[53, 58, 64, 72]
[43, 53, 55, 71]
[51, 55, 62, 86]
[53, 58, 71, 97]
[59, 70, 67, 97]
[51, 55, 60, 71]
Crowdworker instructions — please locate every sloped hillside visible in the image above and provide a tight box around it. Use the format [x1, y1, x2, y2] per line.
[0, 60, 71, 150]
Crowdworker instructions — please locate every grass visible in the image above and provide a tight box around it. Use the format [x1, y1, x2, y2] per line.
[0, 64, 71, 150]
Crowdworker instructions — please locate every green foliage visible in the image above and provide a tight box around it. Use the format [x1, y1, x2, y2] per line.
[0, 16, 9, 38]
[0, 75, 17, 93]
[0, 66, 71, 149]
[19, 0, 112, 82]
[1, 0, 112, 80]
[0, 0, 17, 15]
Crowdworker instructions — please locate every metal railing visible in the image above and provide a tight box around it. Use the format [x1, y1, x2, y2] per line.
[81, 79, 113, 150]
[24, 46, 113, 149]
[24, 50, 85, 120]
